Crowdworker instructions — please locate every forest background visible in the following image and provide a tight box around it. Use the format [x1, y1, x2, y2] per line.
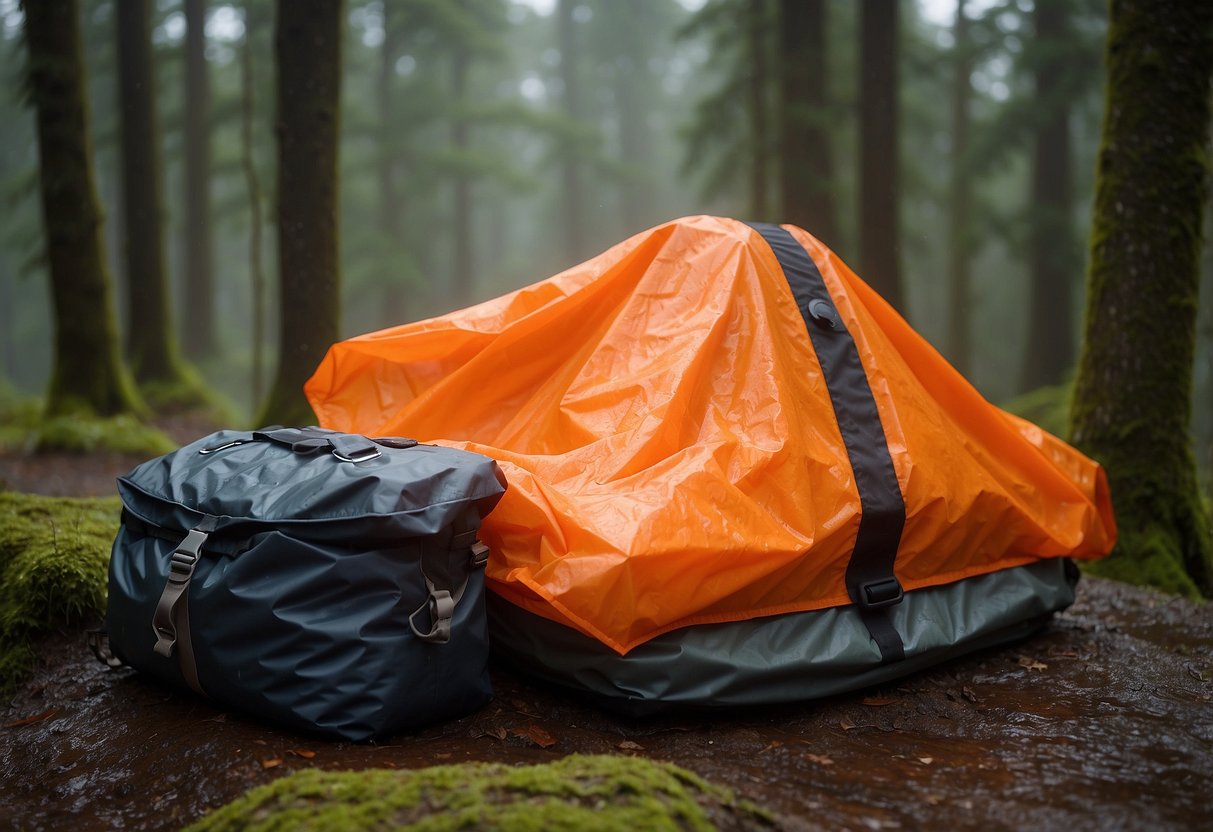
[2, 0, 1212, 594]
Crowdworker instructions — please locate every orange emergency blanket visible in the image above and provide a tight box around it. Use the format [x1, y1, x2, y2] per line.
[307, 216, 1115, 655]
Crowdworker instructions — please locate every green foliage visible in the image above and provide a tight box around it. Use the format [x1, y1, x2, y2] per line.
[187, 754, 775, 832]
[1001, 381, 1072, 438]
[0, 491, 120, 696]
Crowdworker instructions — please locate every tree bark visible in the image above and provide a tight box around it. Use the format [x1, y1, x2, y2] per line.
[747, 0, 770, 220]
[558, 0, 586, 264]
[241, 0, 266, 410]
[182, 0, 216, 360]
[23, 0, 140, 417]
[778, 0, 837, 245]
[1070, 0, 1213, 596]
[116, 0, 187, 388]
[1021, 1, 1076, 391]
[945, 0, 972, 377]
[378, 0, 407, 325]
[857, 0, 903, 312]
[451, 48, 473, 306]
[259, 0, 343, 426]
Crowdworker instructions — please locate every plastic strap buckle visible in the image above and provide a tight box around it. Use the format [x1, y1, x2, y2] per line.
[151, 527, 210, 658]
[859, 577, 904, 610]
[409, 587, 455, 644]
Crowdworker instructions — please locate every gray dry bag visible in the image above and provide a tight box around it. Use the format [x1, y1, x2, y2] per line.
[104, 427, 507, 741]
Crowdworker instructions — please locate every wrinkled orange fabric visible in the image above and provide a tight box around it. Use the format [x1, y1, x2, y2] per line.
[307, 216, 1116, 655]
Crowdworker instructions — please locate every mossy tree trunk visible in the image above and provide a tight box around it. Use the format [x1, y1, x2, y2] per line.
[778, 0, 838, 247]
[1021, 1, 1077, 391]
[182, 0, 216, 361]
[23, 0, 141, 418]
[116, 0, 198, 401]
[1070, 0, 1213, 597]
[258, 0, 343, 427]
[945, 0, 972, 378]
[241, 0, 267, 411]
[858, 0, 904, 312]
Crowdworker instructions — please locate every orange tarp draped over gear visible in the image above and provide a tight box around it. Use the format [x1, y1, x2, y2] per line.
[307, 216, 1115, 655]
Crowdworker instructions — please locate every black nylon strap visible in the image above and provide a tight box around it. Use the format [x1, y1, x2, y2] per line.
[747, 223, 907, 663]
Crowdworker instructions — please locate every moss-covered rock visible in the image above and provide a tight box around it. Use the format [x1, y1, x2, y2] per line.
[0, 491, 120, 695]
[187, 754, 776, 832]
[34, 414, 175, 456]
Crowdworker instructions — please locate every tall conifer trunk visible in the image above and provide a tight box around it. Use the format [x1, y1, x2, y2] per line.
[259, 0, 343, 426]
[451, 48, 473, 306]
[116, 0, 191, 394]
[24, 0, 140, 418]
[1021, 2, 1076, 391]
[182, 0, 216, 360]
[378, 0, 407, 325]
[945, 0, 972, 377]
[778, 0, 837, 245]
[1070, 0, 1213, 596]
[858, 0, 903, 312]
[557, 0, 586, 264]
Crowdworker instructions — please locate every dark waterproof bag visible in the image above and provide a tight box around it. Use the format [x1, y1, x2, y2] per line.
[104, 427, 507, 741]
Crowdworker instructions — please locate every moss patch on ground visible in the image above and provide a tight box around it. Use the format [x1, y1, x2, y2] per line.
[187, 754, 776, 832]
[0, 491, 120, 695]
[34, 413, 176, 455]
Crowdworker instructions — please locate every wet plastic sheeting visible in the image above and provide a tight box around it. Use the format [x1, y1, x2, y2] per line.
[307, 216, 1116, 655]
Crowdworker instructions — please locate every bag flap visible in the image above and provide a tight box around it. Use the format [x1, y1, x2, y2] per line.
[117, 429, 507, 540]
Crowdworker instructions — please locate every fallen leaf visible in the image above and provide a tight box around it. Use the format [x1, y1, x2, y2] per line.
[760, 740, 783, 753]
[3, 708, 58, 729]
[1017, 656, 1048, 672]
[862, 697, 897, 707]
[261, 758, 282, 769]
[511, 725, 557, 748]
[961, 687, 980, 704]
[1047, 646, 1079, 659]
[839, 716, 857, 731]
[918, 756, 934, 765]
[617, 740, 645, 752]
[286, 749, 316, 759]
[925, 794, 944, 806]
[485, 726, 508, 741]
[805, 754, 834, 766]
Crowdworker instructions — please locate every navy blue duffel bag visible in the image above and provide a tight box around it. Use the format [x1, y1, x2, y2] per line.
[100, 427, 507, 741]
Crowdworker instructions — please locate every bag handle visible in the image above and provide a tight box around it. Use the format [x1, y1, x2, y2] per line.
[200, 427, 418, 463]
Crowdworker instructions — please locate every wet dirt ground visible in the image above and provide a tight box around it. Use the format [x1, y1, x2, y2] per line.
[2, 442, 1212, 830]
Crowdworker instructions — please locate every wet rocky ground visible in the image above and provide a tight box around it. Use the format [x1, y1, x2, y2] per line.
[2, 440, 1212, 830]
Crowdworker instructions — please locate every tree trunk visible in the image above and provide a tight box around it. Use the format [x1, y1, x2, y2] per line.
[615, 0, 655, 234]
[1070, 0, 1213, 597]
[945, 0, 972, 377]
[378, 0, 407, 325]
[450, 49, 474, 307]
[1021, 1, 1076, 391]
[778, 0, 838, 245]
[23, 0, 140, 418]
[558, 0, 586, 264]
[259, 0, 343, 426]
[182, 0, 216, 360]
[857, 0, 904, 312]
[747, 0, 769, 220]
[241, 0, 267, 411]
[116, 0, 189, 389]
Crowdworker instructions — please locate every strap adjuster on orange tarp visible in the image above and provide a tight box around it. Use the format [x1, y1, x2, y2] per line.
[860, 577, 904, 610]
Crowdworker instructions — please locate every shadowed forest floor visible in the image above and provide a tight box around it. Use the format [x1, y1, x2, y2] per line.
[1, 434, 1211, 830]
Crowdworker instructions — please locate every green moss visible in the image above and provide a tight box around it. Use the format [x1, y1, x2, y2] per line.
[1002, 381, 1072, 438]
[187, 754, 776, 832]
[0, 491, 120, 695]
[34, 413, 175, 455]
[0, 396, 43, 453]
